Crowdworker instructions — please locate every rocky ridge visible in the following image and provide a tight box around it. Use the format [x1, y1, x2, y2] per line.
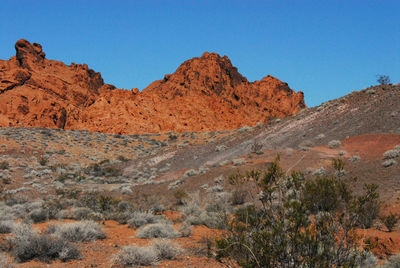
[0, 39, 305, 134]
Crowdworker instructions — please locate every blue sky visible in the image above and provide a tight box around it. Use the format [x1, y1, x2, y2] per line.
[0, 0, 398, 107]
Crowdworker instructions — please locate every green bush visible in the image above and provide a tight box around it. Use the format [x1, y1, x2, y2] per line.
[380, 213, 399, 232]
[230, 189, 247, 205]
[117, 155, 130, 162]
[0, 161, 9, 170]
[38, 156, 49, 166]
[215, 156, 380, 267]
[173, 189, 188, 205]
[29, 208, 49, 223]
[376, 74, 390, 85]
[80, 193, 120, 214]
[350, 183, 380, 228]
[84, 162, 122, 177]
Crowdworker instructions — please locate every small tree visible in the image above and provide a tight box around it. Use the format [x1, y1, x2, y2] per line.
[216, 156, 379, 267]
[377, 74, 390, 85]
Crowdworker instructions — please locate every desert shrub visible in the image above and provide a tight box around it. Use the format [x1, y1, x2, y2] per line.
[186, 210, 228, 229]
[55, 173, 70, 183]
[303, 176, 350, 213]
[173, 189, 188, 205]
[203, 211, 228, 229]
[103, 166, 122, 177]
[215, 156, 379, 267]
[38, 156, 49, 166]
[350, 183, 380, 229]
[205, 198, 230, 213]
[349, 155, 361, 162]
[0, 220, 14, 234]
[10, 224, 81, 262]
[80, 193, 120, 214]
[98, 195, 119, 212]
[250, 140, 263, 155]
[86, 212, 104, 222]
[380, 213, 399, 232]
[127, 211, 164, 229]
[206, 185, 224, 193]
[46, 220, 106, 242]
[381, 253, 400, 268]
[328, 139, 342, 148]
[0, 161, 9, 170]
[179, 200, 229, 229]
[230, 189, 247, 205]
[152, 239, 182, 260]
[383, 159, 397, 167]
[29, 208, 48, 223]
[383, 149, 400, 159]
[42, 199, 64, 220]
[168, 134, 178, 141]
[0, 206, 19, 221]
[71, 207, 93, 220]
[179, 200, 202, 217]
[108, 211, 129, 224]
[0, 253, 14, 268]
[214, 176, 224, 184]
[117, 155, 130, 162]
[112, 240, 181, 266]
[84, 162, 122, 177]
[136, 223, 180, 239]
[150, 203, 166, 213]
[117, 201, 135, 212]
[313, 167, 327, 176]
[355, 251, 378, 267]
[332, 158, 345, 172]
[179, 221, 192, 237]
[113, 246, 159, 266]
[376, 74, 390, 85]
[84, 163, 103, 177]
[178, 193, 230, 229]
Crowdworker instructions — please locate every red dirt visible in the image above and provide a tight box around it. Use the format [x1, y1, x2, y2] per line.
[0, 39, 305, 134]
[341, 134, 400, 159]
[357, 228, 400, 259]
[311, 134, 400, 160]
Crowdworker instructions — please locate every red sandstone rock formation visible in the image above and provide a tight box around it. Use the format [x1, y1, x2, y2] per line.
[0, 39, 306, 134]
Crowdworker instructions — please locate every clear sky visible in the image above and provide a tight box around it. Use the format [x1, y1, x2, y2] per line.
[0, 0, 399, 107]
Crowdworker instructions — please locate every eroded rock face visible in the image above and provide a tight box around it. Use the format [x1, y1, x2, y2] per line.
[0, 39, 306, 134]
[15, 39, 46, 69]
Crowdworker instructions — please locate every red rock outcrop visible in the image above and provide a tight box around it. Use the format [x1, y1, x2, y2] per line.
[0, 39, 306, 134]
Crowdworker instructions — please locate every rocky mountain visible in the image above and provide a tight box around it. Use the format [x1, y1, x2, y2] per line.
[0, 39, 305, 134]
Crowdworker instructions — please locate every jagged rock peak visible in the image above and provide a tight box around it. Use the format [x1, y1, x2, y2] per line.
[0, 40, 306, 134]
[15, 39, 46, 68]
[152, 52, 248, 97]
